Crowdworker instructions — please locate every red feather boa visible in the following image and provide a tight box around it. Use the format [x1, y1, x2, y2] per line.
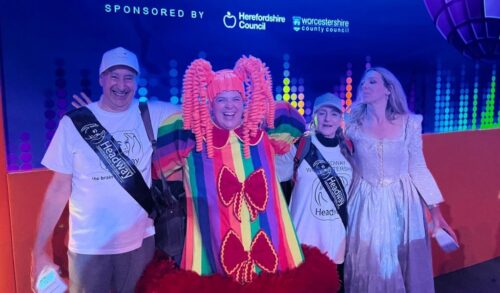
[137, 245, 340, 292]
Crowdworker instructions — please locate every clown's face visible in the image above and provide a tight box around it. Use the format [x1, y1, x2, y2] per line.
[211, 90, 244, 130]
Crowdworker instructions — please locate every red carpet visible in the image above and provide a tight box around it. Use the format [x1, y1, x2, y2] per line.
[137, 245, 340, 293]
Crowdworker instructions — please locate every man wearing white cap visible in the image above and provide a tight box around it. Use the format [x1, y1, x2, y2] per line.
[32, 47, 177, 292]
[275, 93, 353, 292]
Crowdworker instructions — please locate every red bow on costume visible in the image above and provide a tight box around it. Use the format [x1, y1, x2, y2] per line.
[221, 230, 278, 284]
[218, 166, 269, 221]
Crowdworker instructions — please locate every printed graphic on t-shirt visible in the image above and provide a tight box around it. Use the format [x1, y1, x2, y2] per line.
[309, 161, 351, 221]
[92, 129, 144, 181]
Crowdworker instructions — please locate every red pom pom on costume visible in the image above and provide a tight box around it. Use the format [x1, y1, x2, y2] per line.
[136, 245, 340, 293]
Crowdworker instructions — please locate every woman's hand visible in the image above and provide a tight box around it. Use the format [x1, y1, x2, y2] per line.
[71, 92, 92, 108]
[430, 205, 458, 243]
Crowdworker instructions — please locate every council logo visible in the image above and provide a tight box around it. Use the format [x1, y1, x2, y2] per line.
[291, 15, 350, 34]
[222, 11, 286, 31]
[292, 16, 301, 32]
[223, 11, 237, 29]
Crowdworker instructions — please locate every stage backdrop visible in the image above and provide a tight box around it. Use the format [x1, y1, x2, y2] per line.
[1, 0, 498, 171]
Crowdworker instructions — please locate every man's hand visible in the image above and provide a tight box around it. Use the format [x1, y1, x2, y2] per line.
[31, 250, 60, 292]
[71, 92, 92, 108]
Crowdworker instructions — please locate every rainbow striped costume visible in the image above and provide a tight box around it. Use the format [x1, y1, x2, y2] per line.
[155, 102, 305, 283]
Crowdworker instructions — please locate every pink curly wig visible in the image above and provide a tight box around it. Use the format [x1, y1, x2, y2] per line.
[182, 56, 275, 158]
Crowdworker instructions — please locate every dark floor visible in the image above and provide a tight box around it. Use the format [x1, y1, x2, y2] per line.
[435, 257, 500, 293]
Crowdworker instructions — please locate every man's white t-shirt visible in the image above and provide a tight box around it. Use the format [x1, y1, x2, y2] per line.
[42, 99, 179, 255]
[276, 134, 352, 264]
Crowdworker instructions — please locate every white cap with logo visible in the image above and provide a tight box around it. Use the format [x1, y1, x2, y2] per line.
[99, 47, 140, 75]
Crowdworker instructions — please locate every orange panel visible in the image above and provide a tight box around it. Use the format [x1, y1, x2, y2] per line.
[424, 129, 500, 275]
[7, 170, 68, 293]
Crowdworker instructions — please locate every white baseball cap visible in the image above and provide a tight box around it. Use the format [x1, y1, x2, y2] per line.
[99, 47, 140, 75]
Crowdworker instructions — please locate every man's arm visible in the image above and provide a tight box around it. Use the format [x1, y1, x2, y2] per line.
[31, 172, 72, 286]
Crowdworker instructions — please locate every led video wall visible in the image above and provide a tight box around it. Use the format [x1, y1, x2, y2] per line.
[1, 0, 498, 170]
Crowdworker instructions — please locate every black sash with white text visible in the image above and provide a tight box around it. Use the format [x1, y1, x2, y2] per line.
[304, 143, 348, 229]
[67, 107, 155, 216]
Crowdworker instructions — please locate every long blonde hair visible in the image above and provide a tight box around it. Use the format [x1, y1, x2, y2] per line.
[349, 67, 410, 125]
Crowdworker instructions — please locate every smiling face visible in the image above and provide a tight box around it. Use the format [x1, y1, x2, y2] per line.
[211, 90, 244, 130]
[99, 65, 137, 112]
[359, 70, 391, 105]
[315, 106, 342, 138]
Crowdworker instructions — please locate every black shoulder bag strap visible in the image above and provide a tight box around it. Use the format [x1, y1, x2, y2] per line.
[304, 141, 348, 229]
[138, 101, 176, 207]
[67, 106, 156, 216]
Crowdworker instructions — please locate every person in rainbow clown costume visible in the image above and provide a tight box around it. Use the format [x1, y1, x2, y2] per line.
[138, 56, 340, 291]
